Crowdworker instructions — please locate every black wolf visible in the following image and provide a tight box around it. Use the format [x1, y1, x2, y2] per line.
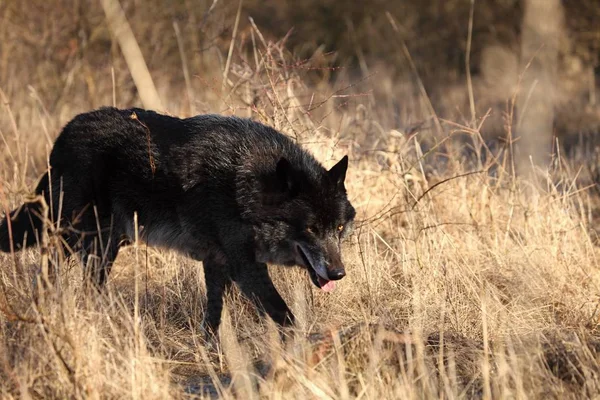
[0, 107, 355, 334]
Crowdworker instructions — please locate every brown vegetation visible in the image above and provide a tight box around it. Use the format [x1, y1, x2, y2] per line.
[2, 1, 600, 398]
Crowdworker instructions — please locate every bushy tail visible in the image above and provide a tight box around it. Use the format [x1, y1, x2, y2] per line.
[0, 172, 52, 252]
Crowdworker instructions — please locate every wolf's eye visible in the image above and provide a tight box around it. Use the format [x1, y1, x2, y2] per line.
[337, 224, 344, 232]
[306, 226, 315, 234]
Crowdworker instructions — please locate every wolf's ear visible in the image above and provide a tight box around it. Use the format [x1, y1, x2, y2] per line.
[328, 155, 348, 188]
[276, 157, 298, 194]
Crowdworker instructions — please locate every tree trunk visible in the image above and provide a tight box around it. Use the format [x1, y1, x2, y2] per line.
[517, 0, 564, 172]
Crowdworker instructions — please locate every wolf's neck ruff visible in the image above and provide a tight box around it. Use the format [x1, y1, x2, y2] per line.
[0, 107, 356, 336]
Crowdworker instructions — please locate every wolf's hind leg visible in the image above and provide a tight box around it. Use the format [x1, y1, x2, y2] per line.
[233, 262, 295, 327]
[82, 236, 120, 288]
[79, 218, 122, 289]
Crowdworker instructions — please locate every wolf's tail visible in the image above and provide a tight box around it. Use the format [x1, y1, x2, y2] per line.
[0, 172, 52, 252]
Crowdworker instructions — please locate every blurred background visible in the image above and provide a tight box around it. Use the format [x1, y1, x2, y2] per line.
[4, 3, 600, 397]
[1, 0, 599, 168]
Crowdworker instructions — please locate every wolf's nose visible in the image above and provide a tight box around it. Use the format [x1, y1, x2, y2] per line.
[329, 268, 346, 280]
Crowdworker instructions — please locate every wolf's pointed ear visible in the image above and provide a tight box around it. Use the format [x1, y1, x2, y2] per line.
[328, 155, 348, 188]
[276, 157, 297, 194]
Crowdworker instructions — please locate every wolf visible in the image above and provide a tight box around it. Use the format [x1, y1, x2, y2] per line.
[0, 107, 355, 335]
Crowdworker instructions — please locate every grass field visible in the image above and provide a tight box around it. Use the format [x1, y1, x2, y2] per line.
[2, 14, 600, 399]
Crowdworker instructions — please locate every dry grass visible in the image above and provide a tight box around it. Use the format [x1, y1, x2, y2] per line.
[2, 15, 600, 400]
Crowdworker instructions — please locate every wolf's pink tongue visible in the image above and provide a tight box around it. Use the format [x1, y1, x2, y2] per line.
[318, 277, 336, 292]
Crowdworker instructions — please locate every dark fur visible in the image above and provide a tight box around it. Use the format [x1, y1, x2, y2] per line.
[0, 107, 355, 334]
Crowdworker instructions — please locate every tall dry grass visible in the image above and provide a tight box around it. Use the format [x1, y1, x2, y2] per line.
[1, 11, 600, 400]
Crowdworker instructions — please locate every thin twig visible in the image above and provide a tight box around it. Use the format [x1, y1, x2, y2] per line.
[412, 169, 487, 210]
[465, 0, 476, 124]
[222, 0, 243, 92]
[173, 21, 195, 113]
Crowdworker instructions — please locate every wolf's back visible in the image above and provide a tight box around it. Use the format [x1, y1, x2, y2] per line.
[0, 172, 52, 252]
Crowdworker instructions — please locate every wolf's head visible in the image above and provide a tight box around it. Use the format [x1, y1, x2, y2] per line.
[247, 155, 356, 291]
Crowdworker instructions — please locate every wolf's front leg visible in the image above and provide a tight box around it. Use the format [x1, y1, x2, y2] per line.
[233, 262, 295, 327]
[201, 255, 232, 338]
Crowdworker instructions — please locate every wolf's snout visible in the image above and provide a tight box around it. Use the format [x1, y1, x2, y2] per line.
[328, 267, 346, 280]
[325, 240, 346, 280]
